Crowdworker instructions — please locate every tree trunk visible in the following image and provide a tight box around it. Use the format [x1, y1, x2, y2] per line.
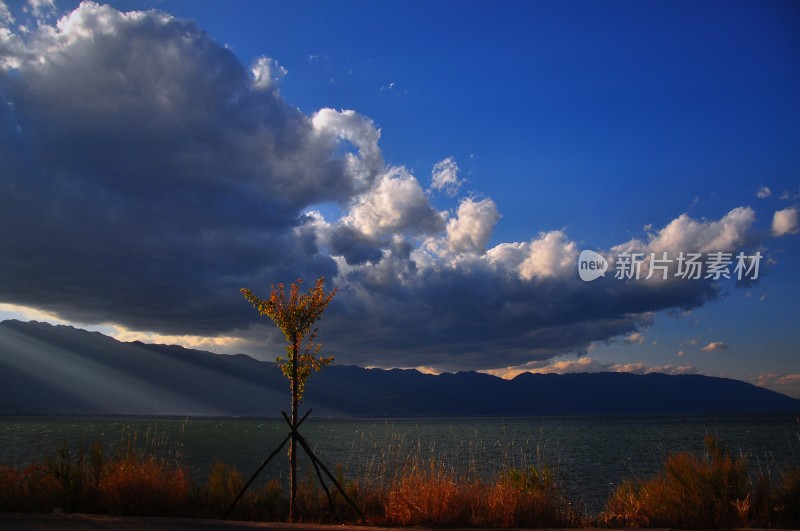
[289, 339, 299, 521]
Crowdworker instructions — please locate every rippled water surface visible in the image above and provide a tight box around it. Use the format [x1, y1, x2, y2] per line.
[1, 414, 798, 512]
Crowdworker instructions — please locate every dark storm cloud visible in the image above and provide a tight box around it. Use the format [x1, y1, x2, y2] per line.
[0, 3, 762, 371]
[0, 3, 371, 333]
[319, 252, 722, 372]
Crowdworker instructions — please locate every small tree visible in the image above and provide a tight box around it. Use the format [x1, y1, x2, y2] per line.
[241, 277, 337, 521]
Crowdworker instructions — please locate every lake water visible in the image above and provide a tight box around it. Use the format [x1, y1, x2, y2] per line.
[1, 414, 798, 514]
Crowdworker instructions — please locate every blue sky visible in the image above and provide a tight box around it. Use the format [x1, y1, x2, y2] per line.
[1, 1, 799, 396]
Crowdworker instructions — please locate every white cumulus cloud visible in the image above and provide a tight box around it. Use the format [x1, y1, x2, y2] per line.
[445, 197, 500, 255]
[517, 231, 579, 280]
[251, 55, 287, 90]
[485, 231, 579, 281]
[311, 108, 384, 195]
[341, 166, 445, 239]
[430, 156, 464, 197]
[700, 341, 729, 352]
[645, 207, 755, 255]
[772, 207, 798, 237]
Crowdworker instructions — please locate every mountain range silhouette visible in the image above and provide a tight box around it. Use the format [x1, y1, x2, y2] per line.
[1, 319, 797, 417]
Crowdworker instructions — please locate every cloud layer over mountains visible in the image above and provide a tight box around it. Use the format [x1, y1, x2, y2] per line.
[0, 3, 786, 372]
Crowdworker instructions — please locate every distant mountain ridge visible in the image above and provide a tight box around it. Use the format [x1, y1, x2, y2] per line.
[1, 319, 797, 416]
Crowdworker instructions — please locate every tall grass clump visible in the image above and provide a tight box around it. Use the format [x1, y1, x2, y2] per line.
[383, 459, 477, 526]
[600, 434, 800, 529]
[480, 464, 578, 527]
[374, 449, 579, 527]
[0, 434, 190, 516]
[0, 463, 64, 513]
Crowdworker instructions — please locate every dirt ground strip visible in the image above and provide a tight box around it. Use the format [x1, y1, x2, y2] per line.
[1, 515, 793, 531]
[0, 513, 667, 531]
[0, 513, 368, 530]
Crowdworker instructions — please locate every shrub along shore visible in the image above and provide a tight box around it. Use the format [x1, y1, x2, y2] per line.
[0, 434, 798, 528]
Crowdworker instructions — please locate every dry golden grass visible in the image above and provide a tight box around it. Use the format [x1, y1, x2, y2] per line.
[1, 432, 798, 528]
[383, 461, 475, 526]
[0, 437, 191, 516]
[373, 458, 579, 527]
[599, 434, 800, 529]
[98, 455, 189, 516]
